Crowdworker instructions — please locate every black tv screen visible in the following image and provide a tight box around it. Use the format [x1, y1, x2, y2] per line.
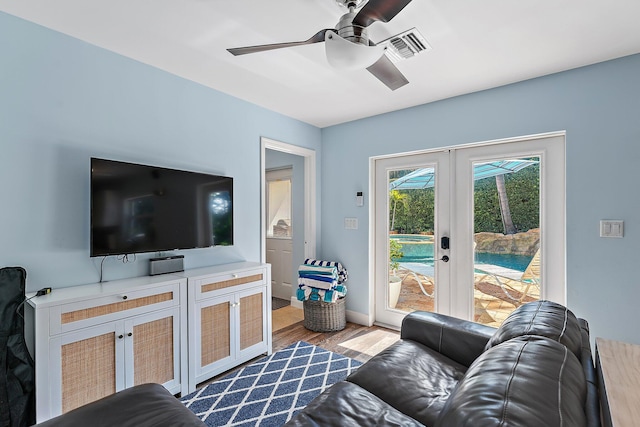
[90, 158, 233, 257]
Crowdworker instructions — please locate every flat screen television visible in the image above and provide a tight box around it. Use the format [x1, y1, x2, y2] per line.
[90, 158, 233, 257]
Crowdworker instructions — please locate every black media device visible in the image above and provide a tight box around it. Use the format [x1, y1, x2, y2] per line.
[90, 158, 233, 257]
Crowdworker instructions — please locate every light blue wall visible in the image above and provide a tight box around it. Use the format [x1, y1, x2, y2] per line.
[3, 10, 639, 345]
[0, 12, 321, 288]
[321, 53, 640, 344]
[265, 149, 306, 297]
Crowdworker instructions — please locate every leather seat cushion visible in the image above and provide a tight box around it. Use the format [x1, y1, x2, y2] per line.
[436, 335, 587, 427]
[484, 300, 583, 358]
[284, 381, 424, 427]
[346, 340, 466, 426]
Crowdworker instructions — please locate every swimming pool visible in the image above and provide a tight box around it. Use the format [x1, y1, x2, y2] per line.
[390, 234, 435, 262]
[474, 252, 532, 272]
[390, 234, 532, 272]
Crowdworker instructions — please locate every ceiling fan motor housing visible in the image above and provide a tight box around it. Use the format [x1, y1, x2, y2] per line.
[336, 11, 369, 46]
[335, 0, 366, 9]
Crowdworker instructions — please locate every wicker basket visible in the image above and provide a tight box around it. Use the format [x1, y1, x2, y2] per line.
[303, 298, 346, 332]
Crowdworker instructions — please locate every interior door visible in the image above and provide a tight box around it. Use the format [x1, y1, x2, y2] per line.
[374, 133, 565, 329]
[265, 168, 294, 300]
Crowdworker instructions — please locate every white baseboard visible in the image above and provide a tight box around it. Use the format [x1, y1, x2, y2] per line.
[290, 297, 303, 309]
[346, 310, 372, 326]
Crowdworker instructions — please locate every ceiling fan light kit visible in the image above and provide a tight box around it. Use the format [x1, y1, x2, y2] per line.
[227, 0, 416, 90]
[325, 32, 385, 70]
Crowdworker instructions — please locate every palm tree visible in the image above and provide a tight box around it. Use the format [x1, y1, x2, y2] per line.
[495, 174, 517, 234]
[389, 190, 408, 232]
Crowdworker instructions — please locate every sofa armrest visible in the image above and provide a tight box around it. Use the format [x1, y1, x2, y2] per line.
[401, 311, 496, 367]
[578, 319, 601, 427]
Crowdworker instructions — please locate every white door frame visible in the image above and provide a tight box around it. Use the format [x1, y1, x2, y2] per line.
[370, 131, 566, 326]
[260, 137, 316, 264]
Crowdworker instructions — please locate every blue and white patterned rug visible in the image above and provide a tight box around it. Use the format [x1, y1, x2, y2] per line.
[181, 341, 362, 426]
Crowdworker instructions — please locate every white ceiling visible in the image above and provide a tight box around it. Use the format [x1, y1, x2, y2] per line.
[2, 0, 640, 128]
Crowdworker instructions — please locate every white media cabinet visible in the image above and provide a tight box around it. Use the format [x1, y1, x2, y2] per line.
[26, 261, 271, 423]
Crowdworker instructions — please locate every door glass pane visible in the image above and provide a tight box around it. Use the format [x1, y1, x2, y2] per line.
[266, 179, 292, 238]
[388, 167, 436, 313]
[473, 157, 541, 326]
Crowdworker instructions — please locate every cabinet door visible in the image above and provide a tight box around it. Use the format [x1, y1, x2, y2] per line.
[194, 294, 235, 383]
[49, 322, 125, 416]
[123, 307, 181, 394]
[237, 286, 268, 358]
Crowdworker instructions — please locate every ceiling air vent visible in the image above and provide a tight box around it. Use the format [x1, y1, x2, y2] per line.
[383, 28, 431, 63]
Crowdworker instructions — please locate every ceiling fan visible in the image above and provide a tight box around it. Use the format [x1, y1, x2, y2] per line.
[227, 0, 414, 90]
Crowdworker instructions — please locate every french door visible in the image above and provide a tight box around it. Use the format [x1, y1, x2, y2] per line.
[374, 133, 565, 328]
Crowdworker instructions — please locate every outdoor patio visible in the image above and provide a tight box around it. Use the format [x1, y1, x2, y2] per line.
[394, 265, 540, 328]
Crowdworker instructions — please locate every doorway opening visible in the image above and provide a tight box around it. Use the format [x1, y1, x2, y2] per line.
[266, 167, 293, 301]
[261, 137, 316, 306]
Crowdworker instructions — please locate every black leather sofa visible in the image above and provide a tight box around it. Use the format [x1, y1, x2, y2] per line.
[286, 300, 601, 427]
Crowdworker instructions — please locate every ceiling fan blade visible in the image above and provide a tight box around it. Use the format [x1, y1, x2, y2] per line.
[352, 0, 413, 28]
[228, 29, 335, 56]
[366, 54, 408, 90]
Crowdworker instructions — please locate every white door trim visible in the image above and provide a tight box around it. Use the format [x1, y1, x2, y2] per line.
[260, 137, 316, 263]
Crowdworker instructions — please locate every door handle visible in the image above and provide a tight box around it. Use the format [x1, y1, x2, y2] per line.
[439, 236, 450, 262]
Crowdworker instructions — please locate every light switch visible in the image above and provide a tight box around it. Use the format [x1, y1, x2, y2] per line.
[600, 220, 623, 238]
[344, 218, 358, 230]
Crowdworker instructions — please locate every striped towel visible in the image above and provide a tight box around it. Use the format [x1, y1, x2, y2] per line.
[298, 274, 336, 284]
[303, 259, 348, 284]
[297, 265, 338, 280]
[297, 285, 347, 303]
[298, 277, 336, 290]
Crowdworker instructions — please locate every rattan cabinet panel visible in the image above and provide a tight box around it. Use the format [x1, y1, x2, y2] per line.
[200, 299, 231, 366]
[192, 267, 267, 300]
[59, 326, 118, 414]
[240, 292, 264, 350]
[127, 307, 181, 391]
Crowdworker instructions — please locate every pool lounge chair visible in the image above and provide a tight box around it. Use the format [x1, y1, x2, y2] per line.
[398, 262, 435, 298]
[474, 249, 541, 304]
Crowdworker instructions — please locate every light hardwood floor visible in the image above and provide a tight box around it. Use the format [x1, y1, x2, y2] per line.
[196, 306, 399, 389]
[272, 305, 304, 331]
[272, 305, 400, 363]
